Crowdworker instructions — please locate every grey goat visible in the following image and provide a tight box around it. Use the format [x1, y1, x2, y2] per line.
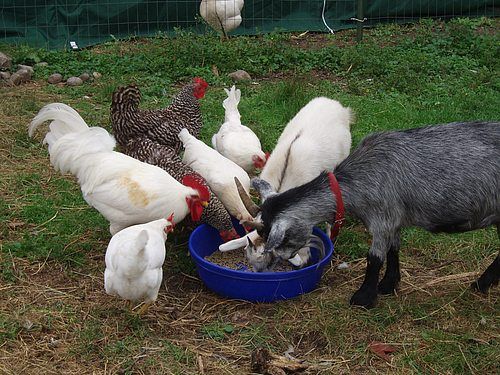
[238, 121, 499, 308]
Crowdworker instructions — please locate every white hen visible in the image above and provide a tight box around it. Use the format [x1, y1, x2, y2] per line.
[28, 103, 210, 235]
[200, 0, 244, 37]
[211, 86, 268, 174]
[104, 217, 174, 314]
[221, 97, 352, 269]
[261, 97, 352, 193]
[179, 128, 252, 221]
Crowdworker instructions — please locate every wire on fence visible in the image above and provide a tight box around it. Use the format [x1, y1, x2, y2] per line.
[0, 1, 498, 49]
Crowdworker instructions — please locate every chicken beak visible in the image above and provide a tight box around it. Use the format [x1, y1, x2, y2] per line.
[201, 201, 209, 207]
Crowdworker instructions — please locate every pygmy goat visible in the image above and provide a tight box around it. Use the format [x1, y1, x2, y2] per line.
[239, 121, 499, 308]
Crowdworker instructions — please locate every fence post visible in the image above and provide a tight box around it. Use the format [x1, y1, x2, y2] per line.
[356, 0, 365, 42]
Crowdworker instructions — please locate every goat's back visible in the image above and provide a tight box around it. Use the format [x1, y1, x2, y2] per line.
[337, 121, 500, 232]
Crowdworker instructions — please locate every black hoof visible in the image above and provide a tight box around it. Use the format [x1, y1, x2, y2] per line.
[378, 277, 400, 295]
[471, 279, 497, 294]
[472, 270, 499, 294]
[350, 289, 378, 309]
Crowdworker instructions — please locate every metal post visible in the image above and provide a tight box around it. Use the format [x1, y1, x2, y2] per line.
[356, 0, 365, 42]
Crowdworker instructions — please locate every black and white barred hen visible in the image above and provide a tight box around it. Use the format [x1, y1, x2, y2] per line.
[111, 78, 208, 153]
[118, 136, 239, 242]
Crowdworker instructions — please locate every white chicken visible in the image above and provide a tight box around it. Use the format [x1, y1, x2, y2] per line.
[178, 128, 252, 221]
[28, 103, 210, 235]
[261, 97, 352, 193]
[104, 216, 174, 314]
[200, 0, 244, 37]
[211, 86, 268, 174]
[221, 97, 353, 269]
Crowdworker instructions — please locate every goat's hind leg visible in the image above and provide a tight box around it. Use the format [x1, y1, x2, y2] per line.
[472, 224, 500, 293]
[378, 233, 401, 295]
[472, 254, 499, 293]
[350, 232, 389, 308]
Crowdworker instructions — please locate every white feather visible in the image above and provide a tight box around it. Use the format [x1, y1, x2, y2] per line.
[104, 218, 171, 304]
[29, 103, 200, 235]
[200, 0, 244, 34]
[261, 97, 352, 192]
[212, 86, 266, 173]
[179, 128, 252, 221]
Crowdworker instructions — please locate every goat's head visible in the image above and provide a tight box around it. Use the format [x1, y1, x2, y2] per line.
[235, 177, 313, 264]
[244, 236, 275, 272]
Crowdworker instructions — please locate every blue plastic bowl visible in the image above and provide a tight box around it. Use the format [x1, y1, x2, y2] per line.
[188, 222, 334, 302]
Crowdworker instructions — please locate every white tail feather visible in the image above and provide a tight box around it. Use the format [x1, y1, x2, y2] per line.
[29, 103, 117, 192]
[29, 103, 89, 138]
[222, 85, 241, 123]
[178, 128, 193, 145]
[134, 230, 149, 256]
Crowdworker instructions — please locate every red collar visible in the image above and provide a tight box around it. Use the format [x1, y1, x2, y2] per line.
[327, 172, 344, 241]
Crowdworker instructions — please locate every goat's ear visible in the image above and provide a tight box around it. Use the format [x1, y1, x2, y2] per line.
[264, 221, 287, 251]
[245, 237, 255, 258]
[251, 178, 276, 202]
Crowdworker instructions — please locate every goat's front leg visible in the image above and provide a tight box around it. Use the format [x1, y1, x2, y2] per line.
[350, 232, 389, 308]
[378, 232, 401, 295]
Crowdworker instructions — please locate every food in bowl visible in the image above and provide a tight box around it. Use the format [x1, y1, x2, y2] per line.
[204, 247, 295, 272]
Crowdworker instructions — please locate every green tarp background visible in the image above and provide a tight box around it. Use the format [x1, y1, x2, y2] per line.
[1, 1, 498, 49]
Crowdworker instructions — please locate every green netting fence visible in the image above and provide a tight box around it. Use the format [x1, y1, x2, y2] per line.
[1, 1, 498, 50]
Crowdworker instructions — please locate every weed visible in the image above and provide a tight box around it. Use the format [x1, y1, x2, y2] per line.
[201, 321, 235, 341]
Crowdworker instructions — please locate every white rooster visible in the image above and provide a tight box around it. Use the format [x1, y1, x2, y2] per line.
[200, 0, 244, 38]
[178, 128, 253, 221]
[211, 86, 268, 174]
[28, 103, 210, 235]
[104, 216, 174, 315]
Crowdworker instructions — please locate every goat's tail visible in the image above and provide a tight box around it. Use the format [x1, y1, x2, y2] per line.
[111, 85, 141, 113]
[222, 85, 241, 123]
[29, 103, 115, 175]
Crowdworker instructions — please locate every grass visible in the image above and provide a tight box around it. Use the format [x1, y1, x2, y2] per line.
[0, 18, 499, 374]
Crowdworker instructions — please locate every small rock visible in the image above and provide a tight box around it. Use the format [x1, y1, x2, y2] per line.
[0, 71, 11, 80]
[48, 337, 61, 348]
[35, 62, 49, 68]
[79, 72, 90, 82]
[337, 262, 349, 270]
[228, 69, 251, 81]
[66, 76, 83, 86]
[479, 317, 487, 325]
[9, 69, 31, 85]
[18, 64, 34, 74]
[23, 320, 34, 330]
[0, 51, 12, 69]
[92, 71, 102, 79]
[47, 73, 63, 84]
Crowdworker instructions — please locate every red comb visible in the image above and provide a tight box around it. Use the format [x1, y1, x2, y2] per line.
[193, 77, 208, 88]
[182, 174, 210, 202]
[193, 77, 208, 99]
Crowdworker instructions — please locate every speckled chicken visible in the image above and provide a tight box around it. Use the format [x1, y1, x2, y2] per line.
[121, 136, 239, 242]
[110, 78, 208, 153]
